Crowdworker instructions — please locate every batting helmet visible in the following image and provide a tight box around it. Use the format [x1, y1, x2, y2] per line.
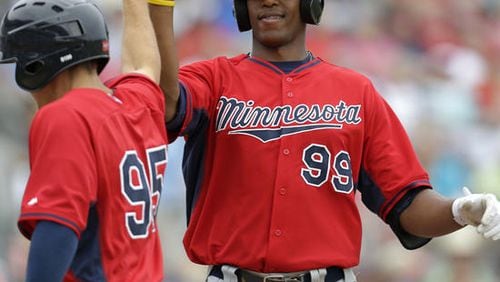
[0, 0, 110, 91]
[233, 0, 324, 32]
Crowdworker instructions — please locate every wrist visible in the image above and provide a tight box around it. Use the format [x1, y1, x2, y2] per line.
[148, 0, 175, 6]
[452, 198, 468, 226]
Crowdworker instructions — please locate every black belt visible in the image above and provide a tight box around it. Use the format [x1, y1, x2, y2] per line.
[208, 265, 344, 282]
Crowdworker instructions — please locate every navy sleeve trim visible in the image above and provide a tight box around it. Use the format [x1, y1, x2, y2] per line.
[380, 179, 431, 219]
[386, 187, 432, 250]
[19, 212, 82, 239]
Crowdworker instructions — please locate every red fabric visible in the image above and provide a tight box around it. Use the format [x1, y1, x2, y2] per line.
[173, 55, 431, 272]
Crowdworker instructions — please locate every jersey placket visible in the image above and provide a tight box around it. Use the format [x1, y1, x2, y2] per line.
[265, 73, 298, 270]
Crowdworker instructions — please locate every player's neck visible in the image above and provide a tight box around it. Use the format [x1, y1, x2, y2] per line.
[32, 65, 110, 108]
[251, 43, 308, 62]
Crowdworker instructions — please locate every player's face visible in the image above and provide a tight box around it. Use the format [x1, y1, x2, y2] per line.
[247, 0, 306, 48]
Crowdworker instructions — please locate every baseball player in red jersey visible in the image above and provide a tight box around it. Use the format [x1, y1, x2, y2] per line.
[150, 1, 500, 281]
[0, 0, 168, 281]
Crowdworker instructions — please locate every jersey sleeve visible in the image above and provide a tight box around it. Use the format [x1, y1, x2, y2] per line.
[169, 59, 219, 140]
[358, 82, 432, 247]
[106, 73, 166, 116]
[18, 103, 98, 239]
[165, 83, 188, 143]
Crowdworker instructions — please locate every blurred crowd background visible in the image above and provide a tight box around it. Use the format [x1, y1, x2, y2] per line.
[1, 0, 500, 281]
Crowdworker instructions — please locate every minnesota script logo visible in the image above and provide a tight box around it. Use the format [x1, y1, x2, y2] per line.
[215, 96, 362, 143]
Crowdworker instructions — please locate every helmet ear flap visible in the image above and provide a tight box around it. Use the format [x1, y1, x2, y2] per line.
[233, 0, 251, 32]
[15, 58, 52, 91]
[300, 0, 324, 25]
[24, 60, 45, 75]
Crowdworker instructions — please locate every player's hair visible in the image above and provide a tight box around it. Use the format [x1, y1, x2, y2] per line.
[0, 0, 110, 91]
[233, 0, 325, 32]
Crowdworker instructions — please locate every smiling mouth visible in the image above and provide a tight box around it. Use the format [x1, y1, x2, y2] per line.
[258, 14, 285, 23]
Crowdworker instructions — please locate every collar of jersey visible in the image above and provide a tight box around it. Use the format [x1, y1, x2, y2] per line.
[245, 52, 321, 75]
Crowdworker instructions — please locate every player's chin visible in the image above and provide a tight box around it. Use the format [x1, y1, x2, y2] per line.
[254, 32, 290, 48]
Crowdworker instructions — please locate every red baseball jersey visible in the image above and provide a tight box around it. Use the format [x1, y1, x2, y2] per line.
[169, 54, 432, 272]
[18, 74, 168, 282]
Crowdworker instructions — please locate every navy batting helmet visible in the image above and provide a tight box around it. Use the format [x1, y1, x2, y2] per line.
[0, 0, 110, 91]
[233, 0, 324, 32]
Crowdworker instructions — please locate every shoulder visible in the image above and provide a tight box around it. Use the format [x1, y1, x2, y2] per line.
[105, 73, 164, 110]
[33, 97, 80, 125]
[317, 57, 373, 85]
[30, 98, 89, 144]
[227, 54, 250, 65]
[31, 88, 120, 134]
[105, 73, 161, 92]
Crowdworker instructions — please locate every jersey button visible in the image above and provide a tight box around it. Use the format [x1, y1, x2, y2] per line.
[283, 149, 290, 155]
[274, 229, 282, 237]
[287, 91, 293, 97]
[279, 188, 287, 195]
[286, 77, 293, 82]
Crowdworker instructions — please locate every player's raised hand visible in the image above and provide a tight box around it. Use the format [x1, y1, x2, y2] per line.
[476, 198, 500, 240]
[452, 187, 498, 227]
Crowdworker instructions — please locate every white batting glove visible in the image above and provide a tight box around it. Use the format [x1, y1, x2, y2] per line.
[451, 187, 497, 226]
[476, 200, 500, 241]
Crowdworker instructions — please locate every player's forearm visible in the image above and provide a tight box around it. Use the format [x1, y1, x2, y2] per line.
[121, 0, 161, 82]
[26, 221, 78, 282]
[149, 5, 180, 122]
[400, 189, 463, 237]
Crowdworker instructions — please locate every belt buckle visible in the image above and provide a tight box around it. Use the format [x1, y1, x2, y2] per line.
[263, 274, 303, 282]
